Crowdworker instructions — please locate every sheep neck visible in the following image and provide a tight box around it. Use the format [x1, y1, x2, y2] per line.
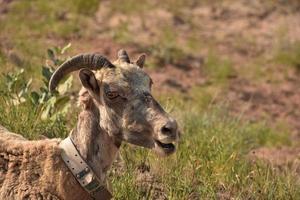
[70, 102, 120, 183]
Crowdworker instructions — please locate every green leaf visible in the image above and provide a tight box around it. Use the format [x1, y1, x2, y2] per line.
[4, 74, 13, 82]
[26, 78, 32, 88]
[57, 75, 73, 95]
[42, 66, 53, 82]
[18, 68, 24, 74]
[41, 104, 52, 120]
[54, 96, 71, 113]
[47, 49, 56, 62]
[53, 47, 60, 54]
[30, 91, 40, 105]
[61, 43, 72, 54]
[39, 92, 48, 104]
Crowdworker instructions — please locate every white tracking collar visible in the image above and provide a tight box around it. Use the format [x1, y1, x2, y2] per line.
[59, 137, 112, 199]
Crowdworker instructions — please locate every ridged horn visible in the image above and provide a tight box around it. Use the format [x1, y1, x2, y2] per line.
[49, 53, 114, 92]
[117, 49, 130, 63]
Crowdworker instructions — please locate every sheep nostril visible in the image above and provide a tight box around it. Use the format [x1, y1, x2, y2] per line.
[161, 124, 173, 135]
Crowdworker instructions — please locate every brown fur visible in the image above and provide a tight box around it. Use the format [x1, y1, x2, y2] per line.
[0, 94, 117, 200]
[0, 50, 179, 199]
[0, 133, 89, 200]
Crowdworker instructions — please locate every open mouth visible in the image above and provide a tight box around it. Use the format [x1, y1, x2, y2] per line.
[154, 139, 176, 154]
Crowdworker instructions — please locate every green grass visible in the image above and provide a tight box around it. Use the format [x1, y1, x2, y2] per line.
[110, 106, 298, 199]
[204, 52, 235, 84]
[1, 59, 298, 199]
[0, 73, 72, 139]
[1, 0, 300, 199]
[0, 0, 98, 78]
[274, 42, 300, 71]
[109, 0, 153, 15]
[0, 89, 69, 139]
[112, 22, 133, 44]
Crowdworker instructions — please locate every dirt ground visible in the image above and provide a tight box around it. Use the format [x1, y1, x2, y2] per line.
[1, 0, 300, 178]
[249, 146, 300, 179]
[91, 0, 300, 169]
[92, 0, 300, 135]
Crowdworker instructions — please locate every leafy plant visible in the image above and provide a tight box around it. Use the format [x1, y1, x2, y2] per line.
[2, 68, 31, 105]
[1, 43, 73, 121]
[36, 43, 73, 120]
[0, 44, 74, 139]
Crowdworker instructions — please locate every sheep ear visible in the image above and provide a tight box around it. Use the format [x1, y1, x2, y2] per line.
[136, 54, 146, 68]
[79, 69, 100, 96]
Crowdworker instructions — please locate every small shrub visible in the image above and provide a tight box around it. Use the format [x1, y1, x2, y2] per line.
[0, 44, 74, 139]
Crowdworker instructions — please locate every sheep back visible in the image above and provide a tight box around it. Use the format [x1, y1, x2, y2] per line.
[0, 129, 91, 200]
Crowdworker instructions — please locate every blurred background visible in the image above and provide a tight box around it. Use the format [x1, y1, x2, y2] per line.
[0, 0, 300, 199]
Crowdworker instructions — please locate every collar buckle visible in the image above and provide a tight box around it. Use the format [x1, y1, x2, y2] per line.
[59, 137, 112, 199]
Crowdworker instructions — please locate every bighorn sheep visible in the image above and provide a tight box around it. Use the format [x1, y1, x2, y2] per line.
[0, 50, 179, 200]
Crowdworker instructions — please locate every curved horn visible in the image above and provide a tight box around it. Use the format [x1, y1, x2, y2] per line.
[49, 53, 114, 92]
[117, 49, 130, 63]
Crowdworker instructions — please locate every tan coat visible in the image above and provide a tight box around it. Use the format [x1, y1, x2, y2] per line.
[0, 130, 92, 200]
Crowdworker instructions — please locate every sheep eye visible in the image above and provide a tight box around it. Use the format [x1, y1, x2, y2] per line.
[106, 91, 119, 99]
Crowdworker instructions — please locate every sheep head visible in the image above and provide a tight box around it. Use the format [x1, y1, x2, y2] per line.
[49, 50, 178, 156]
